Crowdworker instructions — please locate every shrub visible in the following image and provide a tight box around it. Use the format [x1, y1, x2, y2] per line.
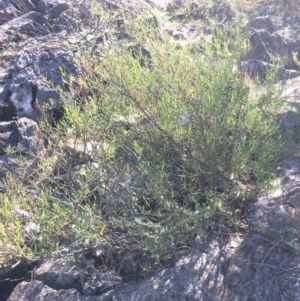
[0, 2, 289, 272]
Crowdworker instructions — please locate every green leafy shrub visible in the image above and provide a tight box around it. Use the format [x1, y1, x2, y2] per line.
[0, 3, 289, 272]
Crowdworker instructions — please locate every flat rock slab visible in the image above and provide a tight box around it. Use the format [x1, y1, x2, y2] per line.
[7, 233, 300, 301]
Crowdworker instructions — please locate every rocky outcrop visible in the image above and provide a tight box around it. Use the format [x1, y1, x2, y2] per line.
[7, 233, 300, 301]
[0, 0, 90, 123]
[246, 14, 300, 80]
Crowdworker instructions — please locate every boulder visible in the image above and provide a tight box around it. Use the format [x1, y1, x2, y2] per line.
[249, 15, 300, 71]
[16, 117, 42, 154]
[0, 49, 79, 121]
[0, 11, 51, 36]
[0, 117, 42, 179]
[0, 117, 42, 155]
[240, 59, 299, 81]
[7, 281, 87, 301]
[7, 233, 300, 301]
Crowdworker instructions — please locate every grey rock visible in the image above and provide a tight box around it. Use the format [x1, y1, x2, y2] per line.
[37, 0, 80, 33]
[254, 3, 277, 16]
[0, 26, 8, 43]
[0, 258, 34, 301]
[83, 271, 122, 295]
[13, 49, 78, 86]
[0, 50, 79, 121]
[0, 1, 18, 25]
[249, 29, 280, 63]
[7, 281, 88, 301]
[0, 11, 50, 36]
[0, 117, 41, 156]
[16, 117, 42, 154]
[7, 233, 300, 301]
[9, 0, 36, 13]
[32, 256, 123, 296]
[34, 258, 84, 292]
[5, 74, 37, 120]
[249, 16, 300, 71]
[285, 40, 300, 70]
[30, 0, 41, 6]
[0, 119, 18, 154]
[277, 76, 300, 142]
[240, 59, 299, 81]
[251, 16, 283, 34]
[0, 153, 13, 178]
[283, 15, 300, 27]
[119, 252, 140, 277]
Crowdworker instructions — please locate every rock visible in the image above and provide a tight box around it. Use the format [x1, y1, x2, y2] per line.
[3, 74, 37, 121]
[37, 0, 81, 33]
[31, 256, 122, 296]
[254, 3, 278, 16]
[0, 117, 42, 156]
[0, 2, 18, 25]
[0, 120, 18, 154]
[249, 15, 300, 71]
[240, 59, 299, 81]
[1, 11, 51, 36]
[0, 259, 36, 301]
[0, 0, 87, 125]
[251, 16, 283, 34]
[7, 281, 87, 301]
[7, 233, 300, 301]
[0, 117, 42, 179]
[9, 0, 36, 13]
[119, 252, 140, 277]
[0, 49, 79, 121]
[249, 29, 280, 63]
[16, 117, 42, 155]
[277, 76, 300, 142]
[0, 153, 13, 179]
[34, 258, 84, 292]
[83, 271, 122, 295]
[281, 75, 300, 104]
[65, 139, 102, 162]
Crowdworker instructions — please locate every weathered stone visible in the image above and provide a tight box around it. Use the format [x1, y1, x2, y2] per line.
[37, 0, 80, 33]
[83, 271, 122, 295]
[34, 258, 84, 292]
[240, 59, 299, 81]
[0, 11, 50, 36]
[249, 15, 300, 71]
[251, 16, 283, 34]
[119, 252, 140, 277]
[0, 2, 18, 25]
[0, 153, 12, 178]
[0, 117, 41, 156]
[7, 233, 300, 301]
[0, 119, 18, 154]
[0, 50, 79, 121]
[9, 0, 36, 13]
[7, 281, 87, 301]
[0, 258, 37, 301]
[16, 117, 42, 154]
